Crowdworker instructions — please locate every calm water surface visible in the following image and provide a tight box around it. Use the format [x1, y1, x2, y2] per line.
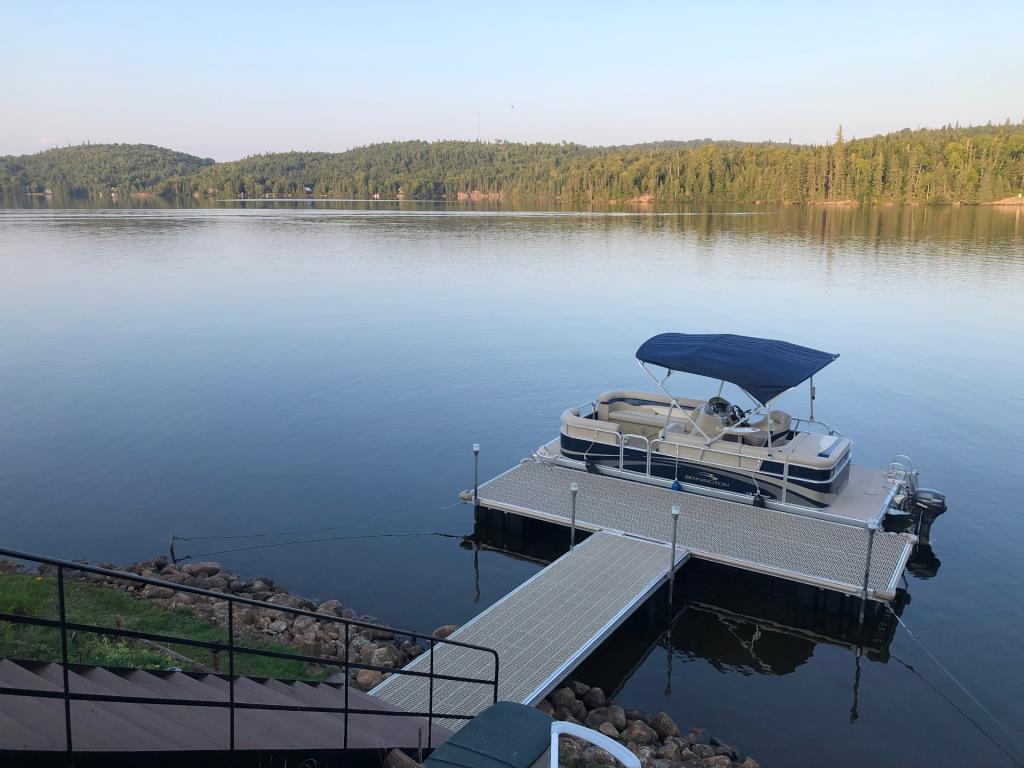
[1, 204, 1022, 766]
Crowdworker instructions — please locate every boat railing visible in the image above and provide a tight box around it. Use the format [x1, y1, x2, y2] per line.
[0, 547, 501, 756]
[790, 417, 841, 437]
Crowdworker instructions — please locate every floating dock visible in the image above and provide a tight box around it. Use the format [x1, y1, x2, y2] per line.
[372, 531, 683, 730]
[475, 459, 915, 601]
[375, 454, 917, 729]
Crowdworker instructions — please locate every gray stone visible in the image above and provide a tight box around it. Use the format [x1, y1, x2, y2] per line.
[267, 619, 288, 634]
[606, 703, 626, 730]
[553, 705, 573, 721]
[184, 561, 221, 577]
[687, 728, 711, 747]
[550, 687, 576, 708]
[228, 580, 245, 593]
[622, 720, 658, 745]
[699, 757, 731, 768]
[690, 744, 715, 759]
[247, 579, 270, 593]
[650, 711, 680, 740]
[150, 555, 168, 571]
[370, 645, 402, 669]
[581, 686, 606, 709]
[569, 699, 588, 722]
[569, 681, 591, 697]
[738, 759, 760, 768]
[558, 737, 583, 768]
[582, 745, 617, 767]
[432, 624, 459, 640]
[584, 708, 609, 729]
[316, 599, 343, 616]
[597, 722, 619, 739]
[267, 593, 316, 611]
[655, 742, 682, 762]
[625, 708, 650, 724]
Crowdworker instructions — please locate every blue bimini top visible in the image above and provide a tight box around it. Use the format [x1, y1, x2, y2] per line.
[636, 332, 839, 405]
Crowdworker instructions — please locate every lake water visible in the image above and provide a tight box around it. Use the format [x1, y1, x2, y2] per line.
[1, 203, 1022, 767]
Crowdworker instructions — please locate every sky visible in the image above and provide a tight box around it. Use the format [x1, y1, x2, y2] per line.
[2, 0, 1022, 160]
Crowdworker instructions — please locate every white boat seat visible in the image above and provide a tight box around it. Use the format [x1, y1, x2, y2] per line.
[749, 410, 792, 438]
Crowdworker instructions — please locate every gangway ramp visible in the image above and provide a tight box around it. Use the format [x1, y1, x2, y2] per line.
[372, 531, 681, 730]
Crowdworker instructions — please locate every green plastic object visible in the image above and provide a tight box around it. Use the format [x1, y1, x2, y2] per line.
[424, 702, 552, 768]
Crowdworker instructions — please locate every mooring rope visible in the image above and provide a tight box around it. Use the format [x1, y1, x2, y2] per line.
[171, 501, 463, 543]
[889, 606, 1023, 767]
[178, 531, 465, 562]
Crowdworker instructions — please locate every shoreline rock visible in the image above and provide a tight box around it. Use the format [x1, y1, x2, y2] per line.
[539, 681, 758, 768]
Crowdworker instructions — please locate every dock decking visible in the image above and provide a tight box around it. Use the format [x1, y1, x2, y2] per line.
[372, 531, 680, 730]
[473, 459, 914, 601]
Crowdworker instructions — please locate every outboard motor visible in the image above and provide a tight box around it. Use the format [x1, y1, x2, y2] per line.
[901, 461, 948, 514]
[910, 487, 947, 514]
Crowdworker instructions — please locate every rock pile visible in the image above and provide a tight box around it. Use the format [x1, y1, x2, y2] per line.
[539, 681, 758, 768]
[32, 556, 434, 691]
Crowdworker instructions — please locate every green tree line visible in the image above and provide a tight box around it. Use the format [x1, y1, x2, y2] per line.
[4, 123, 1023, 204]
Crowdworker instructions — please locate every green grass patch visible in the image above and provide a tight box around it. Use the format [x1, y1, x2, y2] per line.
[0, 571, 332, 681]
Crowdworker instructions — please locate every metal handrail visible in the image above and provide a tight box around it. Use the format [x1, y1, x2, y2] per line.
[0, 547, 501, 756]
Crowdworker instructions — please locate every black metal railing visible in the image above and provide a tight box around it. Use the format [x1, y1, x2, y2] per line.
[0, 547, 499, 758]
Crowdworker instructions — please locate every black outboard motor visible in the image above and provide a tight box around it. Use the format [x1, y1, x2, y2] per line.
[911, 487, 947, 514]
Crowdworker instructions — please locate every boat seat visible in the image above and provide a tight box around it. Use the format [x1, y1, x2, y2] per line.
[749, 410, 792, 439]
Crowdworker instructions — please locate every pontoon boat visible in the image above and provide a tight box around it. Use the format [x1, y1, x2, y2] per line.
[538, 333, 946, 525]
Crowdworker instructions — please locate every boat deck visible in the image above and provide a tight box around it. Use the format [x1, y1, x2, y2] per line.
[472, 458, 915, 601]
[371, 531, 680, 731]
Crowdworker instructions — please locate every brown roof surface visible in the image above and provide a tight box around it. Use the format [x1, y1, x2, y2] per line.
[0, 659, 451, 752]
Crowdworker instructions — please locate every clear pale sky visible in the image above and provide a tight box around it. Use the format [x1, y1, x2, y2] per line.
[2, 0, 1021, 160]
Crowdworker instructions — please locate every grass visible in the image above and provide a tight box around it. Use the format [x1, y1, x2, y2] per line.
[0, 570, 333, 681]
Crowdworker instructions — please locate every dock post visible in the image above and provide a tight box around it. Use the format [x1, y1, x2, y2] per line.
[668, 504, 681, 607]
[858, 522, 877, 626]
[473, 444, 480, 507]
[569, 482, 579, 550]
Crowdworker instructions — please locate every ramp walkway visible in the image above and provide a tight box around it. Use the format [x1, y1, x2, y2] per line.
[372, 531, 682, 730]
[473, 460, 915, 601]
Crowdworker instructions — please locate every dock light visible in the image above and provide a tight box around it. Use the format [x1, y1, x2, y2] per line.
[569, 482, 579, 550]
[472, 444, 481, 507]
[668, 504, 681, 607]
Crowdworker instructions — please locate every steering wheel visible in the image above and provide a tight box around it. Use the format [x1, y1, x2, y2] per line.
[706, 396, 731, 416]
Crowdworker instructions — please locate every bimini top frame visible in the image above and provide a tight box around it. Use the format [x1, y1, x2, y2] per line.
[635, 333, 841, 447]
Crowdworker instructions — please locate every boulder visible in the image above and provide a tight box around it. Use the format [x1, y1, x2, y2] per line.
[699, 757, 731, 768]
[655, 742, 682, 762]
[246, 579, 271, 593]
[606, 704, 626, 730]
[687, 728, 711, 747]
[558, 737, 583, 768]
[185, 574, 212, 590]
[569, 681, 591, 697]
[317, 599, 343, 616]
[400, 640, 424, 658]
[650, 711, 680, 740]
[536, 699, 554, 717]
[738, 759, 760, 768]
[292, 615, 315, 633]
[690, 744, 715, 759]
[206, 575, 229, 592]
[597, 722, 619, 739]
[581, 686, 606, 709]
[358, 643, 381, 664]
[267, 593, 316, 611]
[267, 619, 288, 634]
[621, 720, 658, 745]
[553, 706, 574, 722]
[582, 746, 617, 767]
[184, 561, 221, 577]
[432, 624, 459, 640]
[355, 669, 383, 690]
[149, 555, 168, 572]
[569, 699, 587, 722]
[625, 708, 650, 724]
[370, 645, 402, 669]
[228, 580, 245, 593]
[584, 708, 609, 729]
[550, 687, 576, 708]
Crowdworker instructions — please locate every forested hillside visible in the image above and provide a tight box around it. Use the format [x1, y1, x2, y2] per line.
[4, 123, 1023, 204]
[0, 144, 214, 198]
